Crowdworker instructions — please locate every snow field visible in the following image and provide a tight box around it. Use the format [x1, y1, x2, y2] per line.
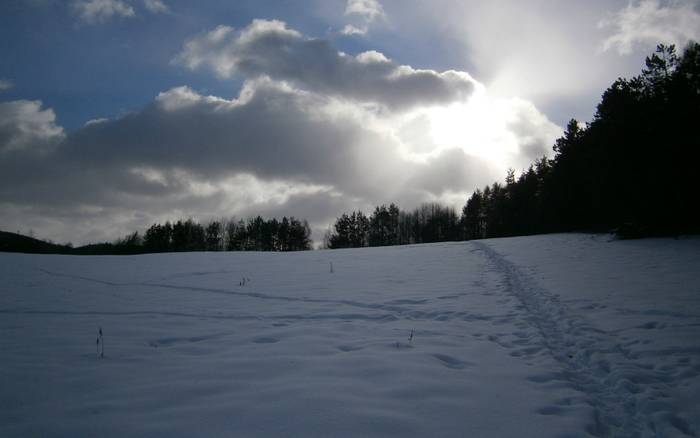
[1, 234, 699, 437]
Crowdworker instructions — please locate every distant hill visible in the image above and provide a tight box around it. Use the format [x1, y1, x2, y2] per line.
[0, 231, 146, 255]
[0, 231, 73, 254]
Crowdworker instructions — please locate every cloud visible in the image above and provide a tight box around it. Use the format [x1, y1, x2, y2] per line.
[345, 0, 385, 23]
[175, 20, 476, 111]
[2, 19, 561, 245]
[341, 0, 385, 35]
[143, 0, 168, 14]
[71, 0, 135, 24]
[600, 0, 700, 55]
[58, 79, 501, 200]
[61, 81, 381, 188]
[341, 24, 367, 36]
[0, 100, 65, 154]
[381, 1, 606, 107]
[0, 79, 13, 91]
[375, 0, 691, 127]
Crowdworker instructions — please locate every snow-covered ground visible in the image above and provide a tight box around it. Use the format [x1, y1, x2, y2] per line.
[1, 234, 699, 437]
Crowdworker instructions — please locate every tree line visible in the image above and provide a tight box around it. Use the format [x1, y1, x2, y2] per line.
[102, 216, 312, 254]
[140, 217, 312, 252]
[324, 203, 461, 248]
[326, 42, 699, 248]
[2, 216, 313, 255]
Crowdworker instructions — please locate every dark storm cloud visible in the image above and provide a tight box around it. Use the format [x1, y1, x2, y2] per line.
[175, 20, 476, 111]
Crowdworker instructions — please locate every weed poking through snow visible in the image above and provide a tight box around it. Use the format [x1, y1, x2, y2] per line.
[96, 327, 104, 359]
[395, 329, 415, 349]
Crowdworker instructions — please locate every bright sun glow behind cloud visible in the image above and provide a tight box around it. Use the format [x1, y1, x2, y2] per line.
[394, 84, 554, 173]
[429, 91, 518, 165]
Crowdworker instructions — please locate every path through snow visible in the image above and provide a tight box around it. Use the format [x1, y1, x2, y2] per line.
[473, 240, 698, 437]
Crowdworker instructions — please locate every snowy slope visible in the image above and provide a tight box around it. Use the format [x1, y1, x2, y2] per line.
[1, 234, 698, 437]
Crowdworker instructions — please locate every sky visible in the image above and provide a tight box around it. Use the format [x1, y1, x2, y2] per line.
[1, 0, 699, 245]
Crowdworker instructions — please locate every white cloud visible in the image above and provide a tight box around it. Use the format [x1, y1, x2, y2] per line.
[0, 100, 65, 154]
[341, 24, 367, 36]
[355, 50, 389, 64]
[84, 118, 109, 126]
[72, 0, 135, 24]
[143, 0, 168, 14]
[345, 0, 385, 22]
[0, 79, 13, 91]
[175, 20, 476, 111]
[600, 0, 700, 55]
[341, 0, 385, 35]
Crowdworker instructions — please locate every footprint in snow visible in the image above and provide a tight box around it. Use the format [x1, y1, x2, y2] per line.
[252, 337, 279, 344]
[338, 345, 363, 352]
[385, 299, 428, 305]
[637, 321, 665, 329]
[432, 353, 469, 369]
[536, 405, 565, 416]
